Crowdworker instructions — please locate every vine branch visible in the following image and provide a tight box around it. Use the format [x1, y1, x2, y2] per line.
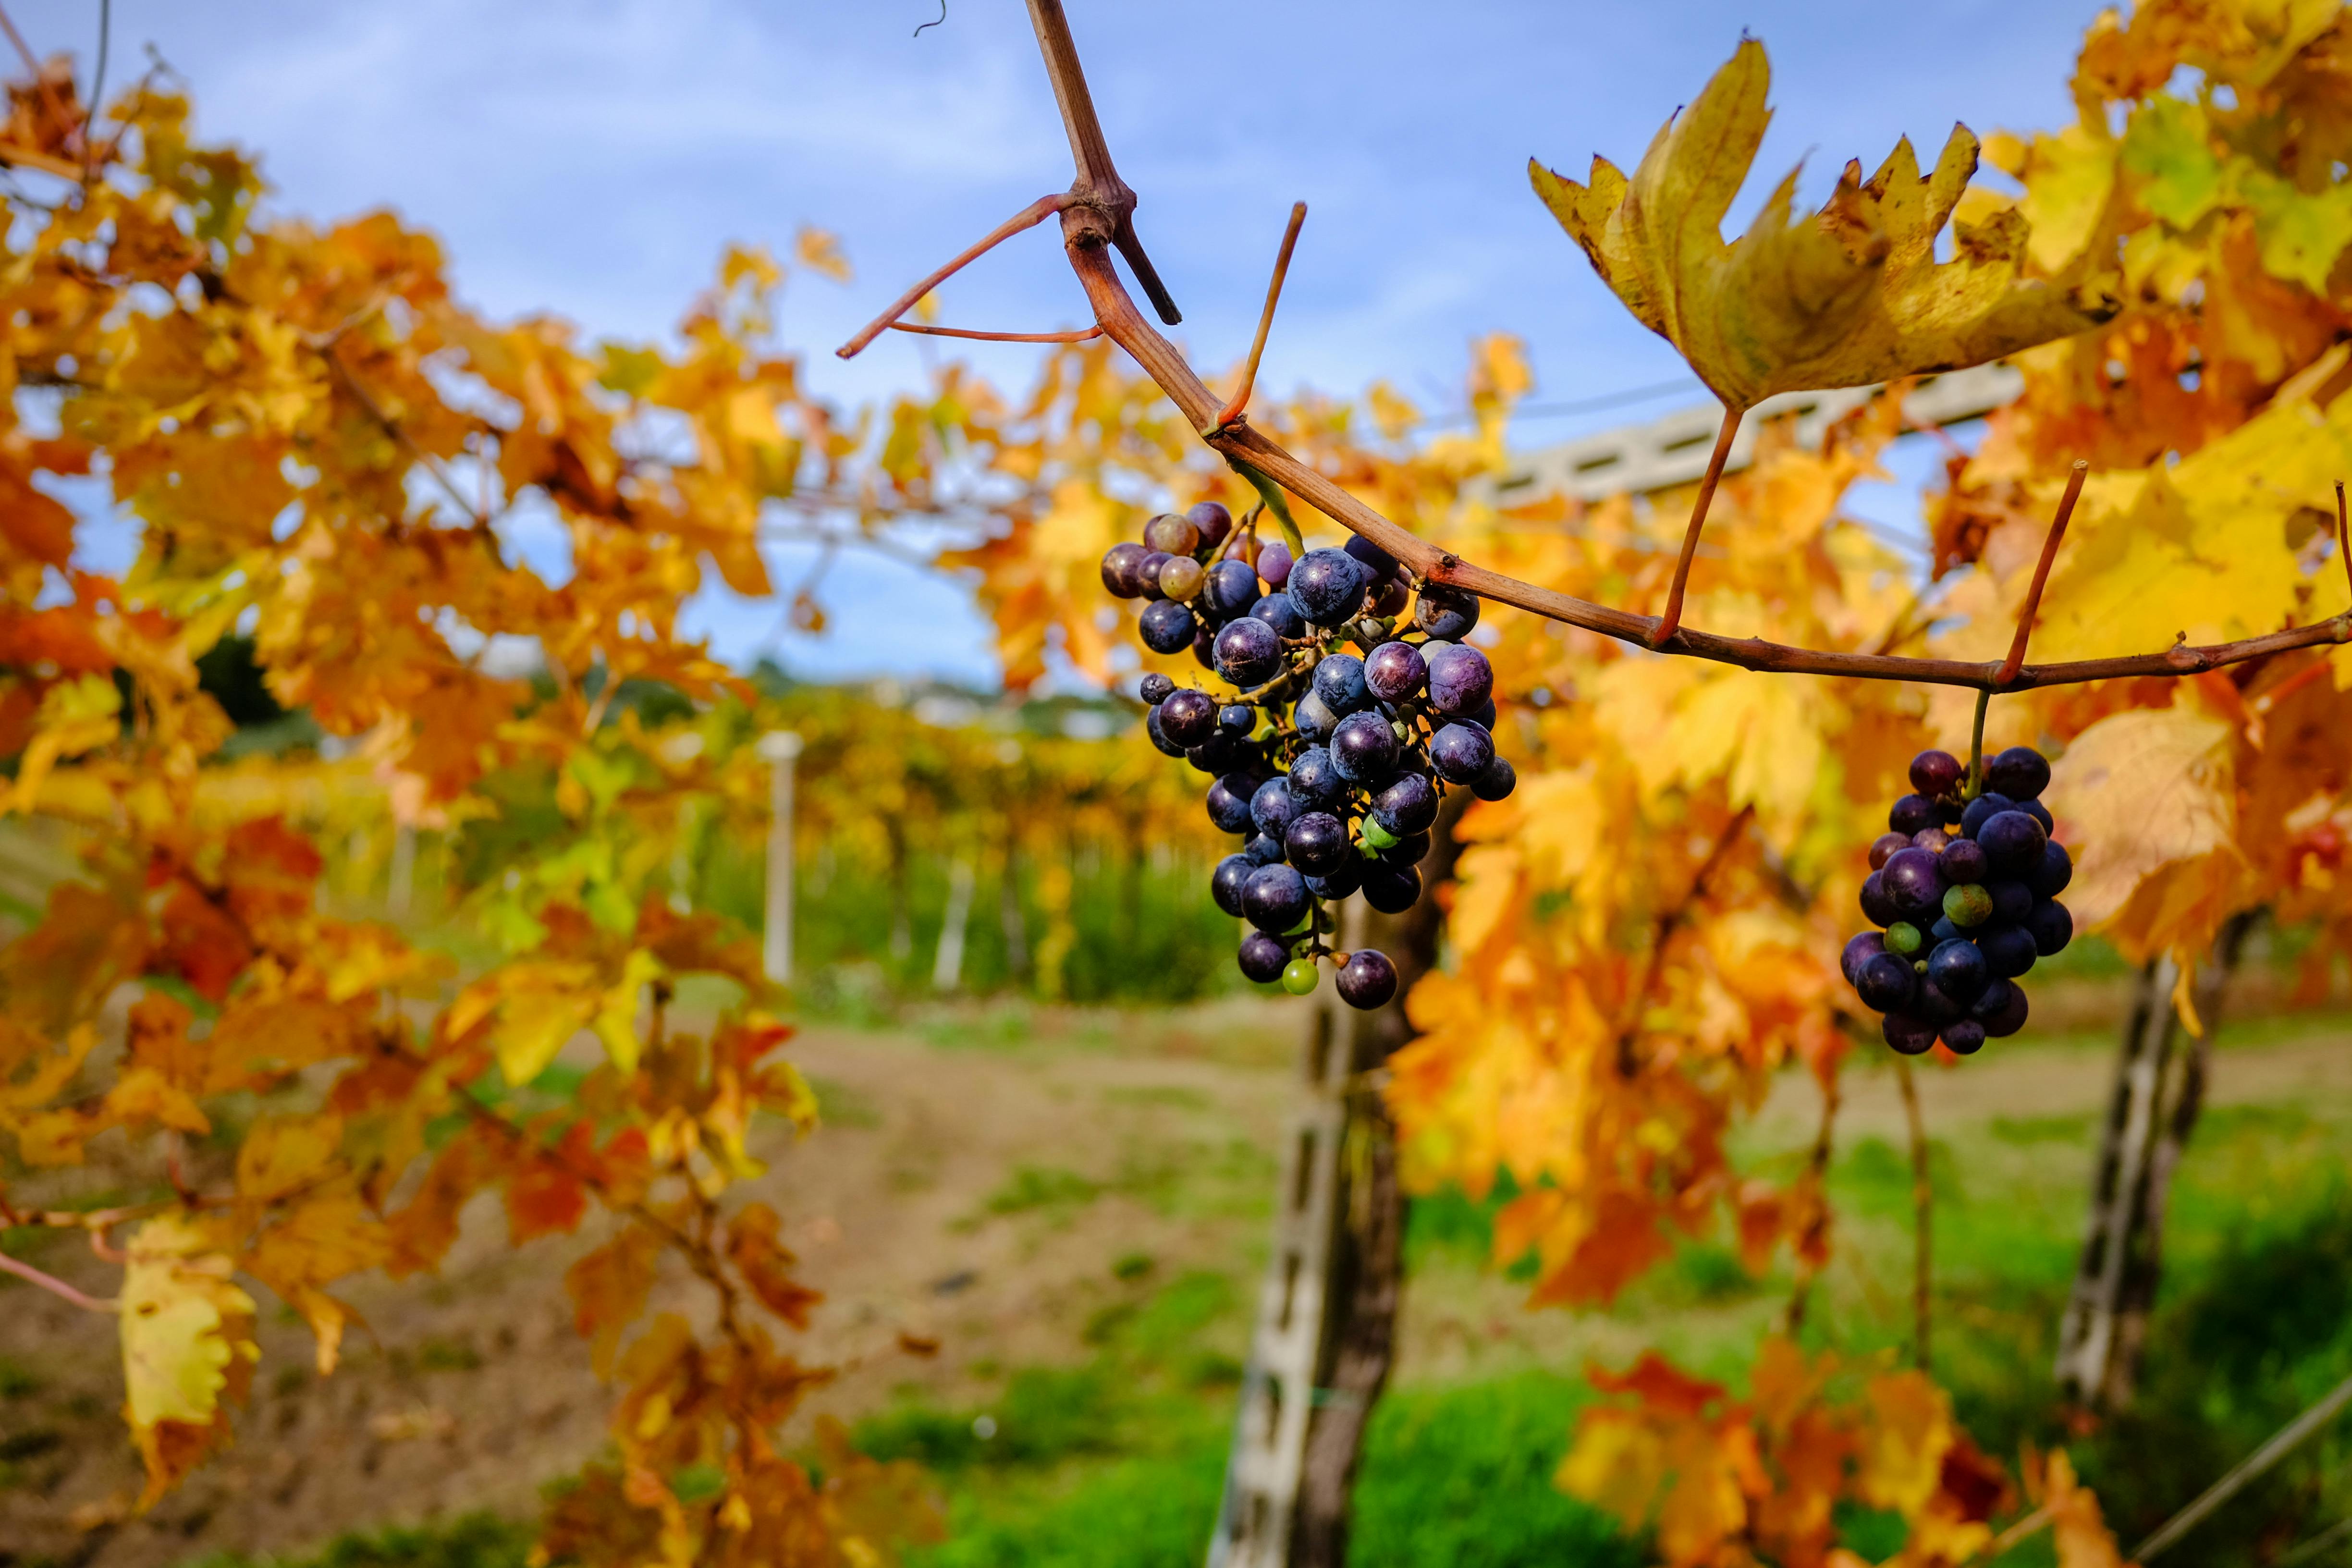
[0, 1243, 117, 1312]
[840, 0, 2352, 694]
[1211, 200, 1306, 434]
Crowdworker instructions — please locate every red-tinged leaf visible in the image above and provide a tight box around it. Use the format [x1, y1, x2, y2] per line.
[724, 1202, 821, 1330]
[1587, 1352, 1727, 1419]
[565, 1222, 664, 1378]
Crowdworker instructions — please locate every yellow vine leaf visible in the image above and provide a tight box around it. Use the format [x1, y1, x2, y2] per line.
[120, 1215, 257, 1505]
[1531, 38, 2111, 410]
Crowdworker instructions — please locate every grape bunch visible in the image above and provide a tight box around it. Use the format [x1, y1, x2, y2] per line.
[1102, 501, 1518, 1010]
[1843, 744, 2074, 1056]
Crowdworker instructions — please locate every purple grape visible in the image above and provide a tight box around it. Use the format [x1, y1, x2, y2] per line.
[1910, 749, 1963, 797]
[1136, 550, 1171, 601]
[1938, 796, 1968, 826]
[1975, 980, 2029, 1038]
[1986, 881, 2033, 924]
[1287, 746, 1345, 808]
[1188, 500, 1234, 550]
[1144, 706, 1186, 758]
[1984, 746, 2051, 801]
[2029, 841, 2072, 898]
[1940, 1019, 1986, 1056]
[1288, 548, 1369, 625]
[2027, 899, 2072, 956]
[1979, 810, 2047, 876]
[1214, 616, 1282, 686]
[1414, 584, 1481, 640]
[1913, 975, 1965, 1027]
[1940, 837, 1989, 885]
[1185, 732, 1246, 776]
[1306, 857, 1363, 900]
[1313, 653, 1370, 714]
[1883, 1013, 1938, 1054]
[1191, 624, 1218, 670]
[1842, 931, 1887, 984]
[1912, 829, 1951, 850]
[1362, 862, 1421, 914]
[1931, 916, 1962, 944]
[1882, 847, 1947, 919]
[1381, 830, 1433, 866]
[1250, 593, 1306, 640]
[1211, 855, 1252, 917]
[1205, 776, 1255, 834]
[1343, 535, 1401, 580]
[1472, 755, 1517, 802]
[1337, 949, 1399, 1010]
[1159, 689, 1217, 748]
[1979, 924, 2037, 979]
[1219, 704, 1255, 736]
[1960, 792, 2016, 838]
[1855, 952, 1917, 1012]
[1293, 689, 1338, 743]
[1860, 871, 1899, 927]
[1139, 673, 1176, 705]
[1369, 576, 1411, 619]
[1331, 711, 1402, 785]
[1237, 931, 1289, 984]
[1250, 776, 1299, 840]
[1373, 772, 1439, 835]
[1926, 938, 1990, 1005]
[1426, 644, 1493, 717]
[2016, 800, 2054, 835]
[1102, 542, 1150, 599]
[1364, 641, 1427, 701]
[1286, 811, 1351, 876]
[1869, 832, 1910, 870]
[1242, 863, 1311, 933]
[1243, 833, 1284, 866]
[1257, 541, 1293, 588]
[1430, 722, 1495, 784]
[1887, 795, 1938, 835]
[1203, 558, 1260, 618]
[1139, 599, 1197, 655]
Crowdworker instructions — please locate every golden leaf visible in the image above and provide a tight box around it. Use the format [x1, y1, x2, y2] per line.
[119, 1215, 256, 1505]
[1531, 39, 2111, 410]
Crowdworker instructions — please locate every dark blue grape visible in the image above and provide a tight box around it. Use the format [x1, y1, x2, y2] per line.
[1941, 1019, 1986, 1055]
[2029, 841, 2072, 898]
[1979, 924, 2037, 979]
[1242, 863, 1311, 933]
[1294, 689, 1338, 742]
[1987, 881, 2033, 924]
[1102, 541, 1151, 598]
[1203, 558, 1261, 618]
[1306, 857, 1363, 901]
[1185, 733, 1247, 775]
[1250, 776, 1299, 840]
[1414, 584, 1481, 640]
[1211, 855, 1252, 917]
[1842, 931, 1887, 984]
[1855, 951, 1917, 1012]
[1287, 746, 1345, 808]
[1192, 624, 1218, 670]
[1373, 772, 1439, 836]
[1380, 830, 1432, 866]
[1214, 616, 1282, 686]
[1882, 847, 1946, 920]
[1331, 711, 1402, 785]
[1139, 673, 1176, 705]
[1237, 931, 1289, 984]
[1913, 974, 1965, 1027]
[1975, 980, 2029, 1038]
[1979, 810, 2047, 876]
[1888, 794, 1939, 835]
[1472, 755, 1517, 802]
[1337, 949, 1399, 1009]
[1344, 535, 1401, 579]
[1139, 599, 1197, 655]
[1910, 749, 1962, 796]
[1204, 776, 1254, 834]
[1219, 704, 1255, 736]
[1430, 722, 1494, 784]
[1984, 746, 2050, 801]
[1860, 871, 1899, 927]
[1362, 862, 1421, 914]
[1249, 593, 1306, 640]
[1425, 644, 1493, 717]
[1931, 916, 1962, 943]
[1364, 641, 1427, 701]
[1313, 653, 1370, 714]
[1926, 938, 1990, 1005]
[1940, 837, 1988, 885]
[1960, 792, 2016, 838]
[2012, 799, 2052, 835]
[1285, 811, 1351, 876]
[1883, 1013, 1938, 1054]
[1145, 705, 1186, 759]
[1369, 576, 1411, 619]
[1158, 688, 1217, 748]
[1188, 500, 1235, 549]
[1288, 548, 1368, 625]
[1467, 695, 1498, 730]
[2027, 899, 2072, 956]
[1243, 833, 1285, 866]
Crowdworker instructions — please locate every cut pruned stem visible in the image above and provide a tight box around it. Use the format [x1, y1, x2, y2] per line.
[1994, 459, 2089, 686]
[2337, 480, 2350, 610]
[1212, 201, 1307, 433]
[1895, 1052, 1933, 1372]
[887, 321, 1102, 344]
[836, 192, 1068, 358]
[1651, 401, 1741, 648]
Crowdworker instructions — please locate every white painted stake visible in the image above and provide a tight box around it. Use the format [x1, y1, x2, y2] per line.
[756, 731, 804, 984]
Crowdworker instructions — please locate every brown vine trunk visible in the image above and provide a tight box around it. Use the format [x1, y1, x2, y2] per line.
[2055, 913, 2255, 1410]
[1213, 797, 1464, 1568]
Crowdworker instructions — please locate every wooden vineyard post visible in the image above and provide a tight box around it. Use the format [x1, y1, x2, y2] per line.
[758, 730, 804, 985]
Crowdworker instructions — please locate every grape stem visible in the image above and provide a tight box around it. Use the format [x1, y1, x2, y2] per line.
[843, 1, 2352, 693]
[1650, 401, 1741, 648]
[1965, 687, 1991, 800]
[836, 192, 1074, 358]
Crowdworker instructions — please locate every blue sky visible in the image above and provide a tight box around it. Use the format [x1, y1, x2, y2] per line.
[15, 0, 2099, 686]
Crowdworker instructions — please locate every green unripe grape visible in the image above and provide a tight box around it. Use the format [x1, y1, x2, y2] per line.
[1885, 921, 1923, 956]
[1281, 957, 1320, 995]
[1360, 817, 1398, 849]
[1943, 882, 1993, 928]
